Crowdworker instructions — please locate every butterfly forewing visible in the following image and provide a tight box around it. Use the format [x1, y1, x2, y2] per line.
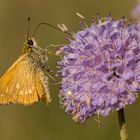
[0, 54, 27, 104]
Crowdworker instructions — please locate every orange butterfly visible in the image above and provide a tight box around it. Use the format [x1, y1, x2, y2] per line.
[0, 37, 51, 105]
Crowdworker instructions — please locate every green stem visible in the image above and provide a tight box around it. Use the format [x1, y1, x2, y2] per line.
[117, 108, 129, 140]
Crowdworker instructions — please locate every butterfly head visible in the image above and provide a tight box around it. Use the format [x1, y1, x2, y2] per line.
[22, 37, 38, 54]
[25, 37, 37, 48]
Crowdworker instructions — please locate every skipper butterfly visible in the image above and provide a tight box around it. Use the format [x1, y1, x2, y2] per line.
[0, 37, 51, 105]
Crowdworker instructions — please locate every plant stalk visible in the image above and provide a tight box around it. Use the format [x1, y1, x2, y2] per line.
[117, 108, 129, 140]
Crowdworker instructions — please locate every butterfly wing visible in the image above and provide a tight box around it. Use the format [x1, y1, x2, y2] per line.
[0, 54, 51, 105]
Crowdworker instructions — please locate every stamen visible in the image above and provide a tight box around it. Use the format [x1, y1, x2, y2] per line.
[76, 12, 85, 19]
[58, 24, 68, 32]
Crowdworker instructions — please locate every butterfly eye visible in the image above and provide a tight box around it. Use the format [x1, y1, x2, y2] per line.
[27, 39, 34, 46]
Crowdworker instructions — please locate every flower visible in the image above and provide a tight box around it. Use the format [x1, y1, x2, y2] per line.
[58, 15, 140, 123]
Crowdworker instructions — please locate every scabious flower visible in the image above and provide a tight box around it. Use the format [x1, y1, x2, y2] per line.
[58, 15, 140, 123]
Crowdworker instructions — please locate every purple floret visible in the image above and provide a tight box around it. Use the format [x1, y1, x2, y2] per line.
[58, 15, 140, 123]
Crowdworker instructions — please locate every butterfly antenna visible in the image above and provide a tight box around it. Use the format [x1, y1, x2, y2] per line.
[32, 22, 71, 37]
[26, 17, 31, 40]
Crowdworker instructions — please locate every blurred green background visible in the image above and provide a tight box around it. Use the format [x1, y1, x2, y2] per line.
[0, 0, 139, 140]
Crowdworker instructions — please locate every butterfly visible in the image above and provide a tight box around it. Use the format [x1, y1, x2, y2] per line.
[0, 37, 51, 105]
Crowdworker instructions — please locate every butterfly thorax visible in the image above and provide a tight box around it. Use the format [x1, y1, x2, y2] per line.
[22, 37, 48, 71]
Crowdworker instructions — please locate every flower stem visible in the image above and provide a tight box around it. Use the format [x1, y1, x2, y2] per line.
[117, 108, 129, 140]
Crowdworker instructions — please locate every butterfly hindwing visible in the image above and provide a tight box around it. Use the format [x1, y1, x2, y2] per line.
[35, 69, 51, 104]
[0, 53, 51, 105]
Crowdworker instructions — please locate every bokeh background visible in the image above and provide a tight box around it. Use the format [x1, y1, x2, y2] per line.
[0, 0, 139, 140]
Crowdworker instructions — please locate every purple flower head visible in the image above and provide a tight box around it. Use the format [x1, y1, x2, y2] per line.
[58, 15, 140, 123]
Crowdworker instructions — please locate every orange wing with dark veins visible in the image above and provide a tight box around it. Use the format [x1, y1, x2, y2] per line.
[0, 54, 51, 105]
